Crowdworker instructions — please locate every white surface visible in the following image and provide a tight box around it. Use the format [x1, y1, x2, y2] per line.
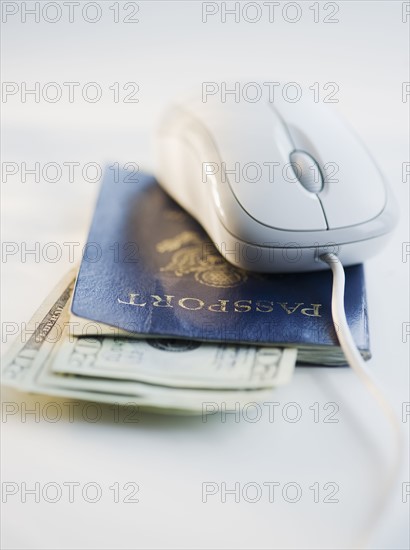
[1, 1, 409, 549]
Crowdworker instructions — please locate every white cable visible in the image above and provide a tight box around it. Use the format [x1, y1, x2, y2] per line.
[320, 253, 404, 548]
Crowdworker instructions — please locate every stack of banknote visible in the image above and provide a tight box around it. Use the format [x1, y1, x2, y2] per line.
[2, 169, 369, 413]
[2, 269, 296, 413]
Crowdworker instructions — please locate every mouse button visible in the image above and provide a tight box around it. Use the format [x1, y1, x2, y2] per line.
[286, 125, 325, 166]
[319, 151, 387, 228]
[273, 101, 387, 227]
[316, 123, 387, 228]
[198, 101, 287, 152]
[180, 101, 327, 231]
[289, 150, 324, 193]
[197, 104, 327, 231]
[243, 182, 328, 231]
[274, 101, 337, 171]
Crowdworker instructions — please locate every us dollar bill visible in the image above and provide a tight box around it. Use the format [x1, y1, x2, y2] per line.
[2, 270, 297, 412]
[50, 334, 296, 390]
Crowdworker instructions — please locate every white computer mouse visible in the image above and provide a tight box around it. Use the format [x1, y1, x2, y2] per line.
[156, 92, 397, 272]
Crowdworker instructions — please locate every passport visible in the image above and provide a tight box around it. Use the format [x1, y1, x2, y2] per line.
[71, 169, 370, 365]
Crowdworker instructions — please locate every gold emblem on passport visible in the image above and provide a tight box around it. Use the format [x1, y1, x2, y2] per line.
[156, 231, 247, 288]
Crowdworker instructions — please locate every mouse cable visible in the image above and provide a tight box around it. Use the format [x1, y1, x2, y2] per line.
[320, 252, 405, 548]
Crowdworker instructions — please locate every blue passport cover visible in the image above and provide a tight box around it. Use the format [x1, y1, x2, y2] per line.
[72, 169, 370, 363]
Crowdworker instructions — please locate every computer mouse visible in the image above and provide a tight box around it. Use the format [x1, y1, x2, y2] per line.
[156, 91, 397, 272]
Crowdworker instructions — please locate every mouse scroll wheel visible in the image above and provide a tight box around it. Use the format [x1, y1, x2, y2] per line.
[289, 150, 324, 193]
